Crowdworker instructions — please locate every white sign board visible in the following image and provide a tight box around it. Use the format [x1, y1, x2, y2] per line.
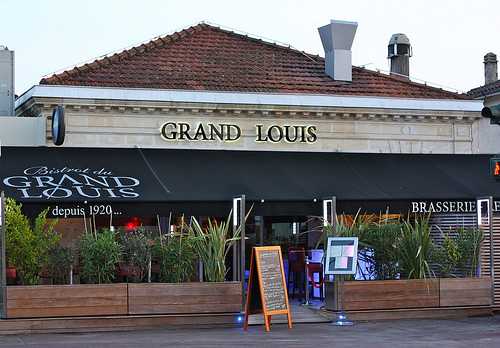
[325, 237, 358, 275]
[477, 198, 491, 226]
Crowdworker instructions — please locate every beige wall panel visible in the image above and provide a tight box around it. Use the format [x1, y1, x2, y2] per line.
[28, 99, 484, 154]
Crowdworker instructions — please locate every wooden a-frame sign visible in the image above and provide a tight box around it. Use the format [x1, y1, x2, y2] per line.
[243, 246, 292, 332]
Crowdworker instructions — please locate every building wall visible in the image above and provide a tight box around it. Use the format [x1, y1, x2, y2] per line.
[475, 94, 500, 154]
[0, 116, 46, 146]
[21, 97, 487, 154]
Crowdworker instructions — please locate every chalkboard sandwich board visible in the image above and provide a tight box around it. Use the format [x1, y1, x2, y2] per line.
[243, 246, 292, 332]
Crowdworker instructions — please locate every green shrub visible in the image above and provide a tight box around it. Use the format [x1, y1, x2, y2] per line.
[47, 245, 74, 284]
[398, 215, 436, 279]
[153, 233, 196, 283]
[456, 227, 483, 277]
[188, 213, 242, 282]
[363, 222, 400, 280]
[80, 229, 121, 284]
[5, 198, 59, 285]
[434, 231, 461, 278]
[119, 229, 151, 282]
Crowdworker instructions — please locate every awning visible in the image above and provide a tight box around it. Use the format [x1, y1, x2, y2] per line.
[0, 147, 499, 204]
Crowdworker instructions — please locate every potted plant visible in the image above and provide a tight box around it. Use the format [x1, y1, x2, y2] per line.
[46, 245, 75, 284]
[187, 214, 243, 282]
[119, 229, 151, 282]
[152, 229, 196, 283]
[4, 198, 59, 285]
[397, 214, 436, 279]
[80, 228, 121, 284]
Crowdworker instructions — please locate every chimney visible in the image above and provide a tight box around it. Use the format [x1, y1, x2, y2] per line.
[388, 33, 412, 79]
[0, 46, 14, 116]
[484, 52, 498, 85]
[318, 20, 358, 82]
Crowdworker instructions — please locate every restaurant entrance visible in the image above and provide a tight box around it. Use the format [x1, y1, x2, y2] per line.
[244, 215, 325, 308]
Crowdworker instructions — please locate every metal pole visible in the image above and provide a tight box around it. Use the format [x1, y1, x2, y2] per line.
[489, 196, 495, 305]
[147, 258, 152, 283]
[0, 192, 6, 318]
[198, 259, 204, 282]
[303, 256, 310, 306]
[331, 196, 337, 232]
[232, 200, 239, 281]
[240, 195, 246, 305]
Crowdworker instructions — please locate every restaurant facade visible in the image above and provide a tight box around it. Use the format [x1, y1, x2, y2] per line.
[2, 21, 500, 321]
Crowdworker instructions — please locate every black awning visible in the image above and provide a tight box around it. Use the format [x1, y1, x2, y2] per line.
[0, 146, 499, 204]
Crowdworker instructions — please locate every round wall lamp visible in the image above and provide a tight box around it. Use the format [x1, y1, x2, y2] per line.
[51, 105, 66, 146]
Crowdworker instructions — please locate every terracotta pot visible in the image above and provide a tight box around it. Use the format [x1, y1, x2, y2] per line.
[6, 267, 16, 280]
[118, 264, 141, 277]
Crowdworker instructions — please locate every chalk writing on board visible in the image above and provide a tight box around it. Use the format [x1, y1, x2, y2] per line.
[258, 250, 287, 311]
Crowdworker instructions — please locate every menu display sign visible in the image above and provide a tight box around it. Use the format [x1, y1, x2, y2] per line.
[258, 250, 287, 311]
[325, 237, 359, 275]
[244, 246, 292, 332]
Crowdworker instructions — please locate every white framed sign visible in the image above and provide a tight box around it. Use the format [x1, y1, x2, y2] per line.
[477, 197, 491, 226]
[325, 237, 358, 275]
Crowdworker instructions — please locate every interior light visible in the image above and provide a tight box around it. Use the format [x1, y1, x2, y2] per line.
[125, 217, 140, 230]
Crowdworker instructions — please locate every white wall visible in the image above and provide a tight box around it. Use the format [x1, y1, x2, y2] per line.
[0, 116, 46, 146]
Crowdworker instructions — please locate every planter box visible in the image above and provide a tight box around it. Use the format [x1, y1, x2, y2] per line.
[328, 277, 492, 312]
[440, 277, 491, 307]
[6, 284, 128, 319]
[340, 279, 439, 311]
[6, 282, 242, 319]
[128, 282, 242, 315]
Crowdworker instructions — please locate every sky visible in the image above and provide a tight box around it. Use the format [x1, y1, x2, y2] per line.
[2, 0, 499, 95]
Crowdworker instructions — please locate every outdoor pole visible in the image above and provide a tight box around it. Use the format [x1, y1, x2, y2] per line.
[331, 196, 337, 232]
[0, 191, 6, 319]
[232, 199, 239, 281]
[304, 256, 310, 306]
[239, 195, 246, 306]
[197, 215, 204, 282]
[324, 196, 337, 295]
[488, 196, 495, 306]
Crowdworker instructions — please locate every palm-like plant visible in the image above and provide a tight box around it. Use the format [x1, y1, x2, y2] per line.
[363, 219, 401, 280]
[398, 214, 435, 279]
[456, 227, 484, 277]
[188, 213, 242, 282]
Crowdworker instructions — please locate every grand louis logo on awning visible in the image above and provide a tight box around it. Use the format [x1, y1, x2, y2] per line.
[2, 166, 141, 199]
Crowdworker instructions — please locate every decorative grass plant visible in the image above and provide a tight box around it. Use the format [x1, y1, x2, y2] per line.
[188, 213, 242, 282]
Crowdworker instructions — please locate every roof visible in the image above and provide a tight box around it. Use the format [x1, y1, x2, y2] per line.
[468, 80, 500, 99]
[40, 23, 469, 100]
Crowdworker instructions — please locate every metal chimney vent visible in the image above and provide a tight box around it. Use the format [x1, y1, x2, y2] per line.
[318, 20, 358, 82]
[388, 33, 412, 79]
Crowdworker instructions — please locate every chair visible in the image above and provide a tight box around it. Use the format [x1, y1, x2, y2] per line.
[287, 247, 305, 299]
[306, 262, 324, 300]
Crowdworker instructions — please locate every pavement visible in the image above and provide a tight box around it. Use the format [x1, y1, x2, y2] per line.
[0, 315, 499, 347]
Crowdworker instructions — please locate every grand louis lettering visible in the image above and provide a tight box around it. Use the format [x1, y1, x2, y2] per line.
[2, 166, 141, 200]
[159, 122, 318, 144]
[256, 125, 317, 143]
[161, 122, 241, 142]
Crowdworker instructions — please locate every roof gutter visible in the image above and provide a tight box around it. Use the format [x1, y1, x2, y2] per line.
[16, 85, 482, 112]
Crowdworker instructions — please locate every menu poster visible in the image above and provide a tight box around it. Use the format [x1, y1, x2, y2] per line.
[244, 246, 292, 332]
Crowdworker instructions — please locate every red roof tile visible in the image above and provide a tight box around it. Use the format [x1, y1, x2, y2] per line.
[40, 23, 469, 100]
